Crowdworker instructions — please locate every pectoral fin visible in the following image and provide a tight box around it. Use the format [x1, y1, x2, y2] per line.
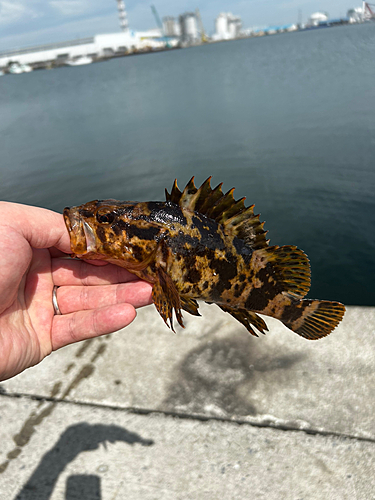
[152, 267, 184, 332]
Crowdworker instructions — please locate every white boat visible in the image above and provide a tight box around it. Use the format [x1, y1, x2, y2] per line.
[8, 63, 33, 74]
[66, 56, 93, 66]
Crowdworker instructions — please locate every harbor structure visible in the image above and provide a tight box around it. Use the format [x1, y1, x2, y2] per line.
[216, 13, 228, 37]
[363, 1, 375, 19]
[117, 0, 129, 31]
[347, 6, 365, 22]
[228, 14, 242, 38]
[163, 16, 181, 37]
[0, 31, 172, 70]
[179, 12, 199, 43]
[0, 2, 368, 73]
[347, 2, 375, 22]
[308, 12, 329, 26]
[0, 0, 175, 71]
[213, 13, 242, 40]
[195, 9, 208, 43]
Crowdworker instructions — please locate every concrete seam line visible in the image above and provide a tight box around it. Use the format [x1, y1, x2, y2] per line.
[1, 392, 374, 445]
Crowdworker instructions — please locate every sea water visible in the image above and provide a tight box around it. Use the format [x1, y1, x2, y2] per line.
[1, 23, 374, 305]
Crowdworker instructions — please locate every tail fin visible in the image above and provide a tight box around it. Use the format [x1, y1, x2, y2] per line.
[282, 299, 346, 340]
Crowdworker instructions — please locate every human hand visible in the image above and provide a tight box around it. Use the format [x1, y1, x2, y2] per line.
[0, 202, 153, 381]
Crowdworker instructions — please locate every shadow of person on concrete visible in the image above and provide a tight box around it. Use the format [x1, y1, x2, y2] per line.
[15, 422, 154, 500]
[65, 475, 101, 500]
[162, 333, 304, 417]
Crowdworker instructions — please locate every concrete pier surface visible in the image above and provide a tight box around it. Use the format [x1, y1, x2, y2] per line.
[0, 304, 374, 499]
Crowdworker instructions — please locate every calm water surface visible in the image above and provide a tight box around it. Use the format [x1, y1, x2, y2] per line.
[1, 24, 375, 305]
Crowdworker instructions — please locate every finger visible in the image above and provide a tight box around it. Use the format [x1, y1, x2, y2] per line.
[49, 252, 110, 265]
[81, 260, 109, 266]
[1, 202, 71, 253]
[49, 248, 71, 259]
[56, 281, 153, 314]
[51, 258, 140, 286]
[51, 303, 137, 350]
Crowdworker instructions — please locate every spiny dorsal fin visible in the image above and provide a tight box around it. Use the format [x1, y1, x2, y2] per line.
[165, 176, 213, 211]
[177, 176, 199, 209]
[165, 178, 182, 205]
[222, 208, 269, 249]
[205, 187, 237, 219]
[165, 177, 269, 249]
[166, 176, 222, 213]
[198, 181, 225, 214]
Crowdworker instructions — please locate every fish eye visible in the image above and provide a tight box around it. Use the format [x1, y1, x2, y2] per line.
[96, 211, 115, 224]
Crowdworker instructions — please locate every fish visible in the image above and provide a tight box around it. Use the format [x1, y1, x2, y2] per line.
[63, 177, 345, 339]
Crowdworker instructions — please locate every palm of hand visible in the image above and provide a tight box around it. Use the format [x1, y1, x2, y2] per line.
[0, 247, 55, 378]
[0, 203, 153, 381]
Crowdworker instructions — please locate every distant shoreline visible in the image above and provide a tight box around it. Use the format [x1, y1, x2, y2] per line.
[1, 19, 372, 75]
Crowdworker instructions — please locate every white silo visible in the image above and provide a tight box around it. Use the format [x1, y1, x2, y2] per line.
[228, 14, 241, 37]
[163, 16, 180, 36]
[185, 13, 198, 39]
[179, 12, 199, 42]
[215, 12, 241, 39]
[216, 13, 228, 37]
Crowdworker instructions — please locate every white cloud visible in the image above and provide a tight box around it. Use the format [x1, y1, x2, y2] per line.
[0, 11, 118, 50]
[0, 1, 33, 24]
[49, 0, 89, 16]
[279, 0, 312, 10]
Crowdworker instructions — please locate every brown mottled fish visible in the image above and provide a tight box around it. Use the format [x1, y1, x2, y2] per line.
[63, 177, 345, 339]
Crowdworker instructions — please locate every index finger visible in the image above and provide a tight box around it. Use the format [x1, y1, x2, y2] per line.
[0, 202, 71, 253]
[52, 258, 141, 286]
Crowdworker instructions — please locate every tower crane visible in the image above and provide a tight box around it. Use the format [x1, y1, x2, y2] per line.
[151, 5, 170, 48]
[363, 1, 375, 19]
[195, 8, 208, 43]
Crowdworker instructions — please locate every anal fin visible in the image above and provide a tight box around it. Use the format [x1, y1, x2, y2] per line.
[219, 305, 268, 337]
[180, 297, 201, 316]
[152, 267, 184, 332]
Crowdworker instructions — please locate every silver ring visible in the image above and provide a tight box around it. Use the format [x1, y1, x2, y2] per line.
[52, 285, 62, 315]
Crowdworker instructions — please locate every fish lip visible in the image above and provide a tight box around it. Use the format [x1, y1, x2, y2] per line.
[63, 207, 88, 255]
[63, 207, 73, 234]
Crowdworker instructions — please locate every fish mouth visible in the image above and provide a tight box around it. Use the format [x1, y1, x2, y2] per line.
[63, 207, 89, 255]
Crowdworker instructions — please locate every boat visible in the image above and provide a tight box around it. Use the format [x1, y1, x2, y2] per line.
[66, 56, 93, 66]
[8, 63, 33, 74]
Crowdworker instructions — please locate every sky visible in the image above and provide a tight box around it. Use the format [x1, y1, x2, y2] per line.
[0, 0, 357, 51]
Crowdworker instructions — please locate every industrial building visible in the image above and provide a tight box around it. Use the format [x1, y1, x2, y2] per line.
[348, 7, 365, 22]
[1, 0, 370, 74]
[213, 13, 242, 41]
[0, 30, 175, 70]
[308, 12, 329, 26]
[347, 2, 375, 22]
[0, 0, 176, 72]
[162, 16, 181, 37]
[179, 12, 200, 43]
